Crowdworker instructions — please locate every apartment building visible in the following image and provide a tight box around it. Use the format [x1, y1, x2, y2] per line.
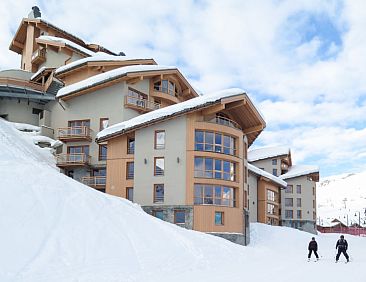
[96, 89, 266, 245]
[248, 146, 319, 233]
[248, 163, 287, 226]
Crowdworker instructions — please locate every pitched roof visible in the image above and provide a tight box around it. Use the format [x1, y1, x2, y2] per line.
[96, 88, 265, 145]
[248, 163, 287, 187]
[37, 35, 95, 56]
[56, 65, 195, 99]
[279, 165, 319, 180]
[248, 146, 290, 162]
[54, 53, 157, 76]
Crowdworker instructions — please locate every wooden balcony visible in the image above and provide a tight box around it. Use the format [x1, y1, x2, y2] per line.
[124, 95, 160, 112]
[151, 86, 180, 104]
[56, 153, 91, 167]
[31, 48, 46, 65]
[57, 126, 92, 142]
[81, 176, 106, 189]
[0, 77, 44, 92]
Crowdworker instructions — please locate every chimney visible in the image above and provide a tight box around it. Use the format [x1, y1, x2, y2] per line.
[28, 6, 41, 19]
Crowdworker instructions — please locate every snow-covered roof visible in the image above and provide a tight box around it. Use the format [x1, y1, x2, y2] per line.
[54, 53, 156, 75]
[248, 163, 287, 187]
[56, 65, 177, 98]
[30, 66, 54, 81]
[97, 88, 250, 141]
[248, 146, 290, 162]
[279, 165, 319, 180]
[37, 35, 95, 56]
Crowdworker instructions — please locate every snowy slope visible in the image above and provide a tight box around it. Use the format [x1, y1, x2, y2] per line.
[1, 118, 366, 282]
[317, 172, 366, 226]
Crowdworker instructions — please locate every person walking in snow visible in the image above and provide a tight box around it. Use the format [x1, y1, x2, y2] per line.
[335, 235, 349, 263]
[308, 237, 319, 261]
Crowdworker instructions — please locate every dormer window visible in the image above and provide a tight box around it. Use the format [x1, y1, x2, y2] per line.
[154, 79, 178, 97]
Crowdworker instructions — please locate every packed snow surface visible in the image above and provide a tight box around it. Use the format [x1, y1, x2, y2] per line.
[317, 172, 366, 226]
[280, 164, 319, 180]
[248, 146, 290, 162]
[248, 163, 287, 187]
[1, 118, 366, 281]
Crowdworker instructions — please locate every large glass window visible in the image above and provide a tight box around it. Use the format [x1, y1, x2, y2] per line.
[194, 184, 236, 207]
[154, 79, 178, 97]
[194, 157, 236, 181]
[285, 198, 293, 207]
[195, 130, 236, 156]
[267, 190, 275, 202]
[215, 212, 224, 225]
[126, 162, 134, 179]
[154, 184, 164, 203]
[155, 130, 165, 149]
[154, 157, 165, 176]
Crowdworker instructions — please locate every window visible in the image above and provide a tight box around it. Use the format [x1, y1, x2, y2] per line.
[297, 210, 302, 219]
[154, 79, 178, 96]
[126, 162, 134, 179]
[126, 187, 133, 202]
[297, 198, 302, 207]
[153, 210, 164, 220]
[32, 108, 43, 115]
[267, 203, 275, 215]
[194, 184, 236, 207]
[174, 210, 185, 224]
[272, 159, 277, 165]
[267, 190, 275, 202]
[313, 200, 316, 209]
[285, 198, 293, 207]
[155, 130, 165, 149]
[68, 119, 90, 128]
[285, 210, 293, 219]
[296, 185, 301, 194]
[68, 120, 90, 136]
[313, 187, 315, 196]
[154, 184, 164, 203]
[194, 130, 236, 156]
[154, 157, 165, 176]
[67, 145, 89, 162]
[127, 137, 135, 154]
[272, 168, 277, 176]
[194, 157, 236, 181]
[215, 212, 224, 225]
[100, 118, 109, 130]
[313, 211, 316, 220]
[99, 144, 107, 161]
[285, 185, 293, 193]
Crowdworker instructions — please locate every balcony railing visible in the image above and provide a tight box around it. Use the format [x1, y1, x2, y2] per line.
[31, 48, 46, 64]
[81, 176, 106, 189]
[208, 116, 242, 130]
[0, 77, 44, 92]
[153, 196, 164, 203]
[153, 85, 180, 97]
[57, 126, 91, 142]
[124, 95, 160, 112]
[56, 153, 91, 167]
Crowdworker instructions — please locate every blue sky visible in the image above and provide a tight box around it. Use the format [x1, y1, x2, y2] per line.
[1, 0, 366, 177]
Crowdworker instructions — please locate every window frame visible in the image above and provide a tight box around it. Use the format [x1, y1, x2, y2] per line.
[154, 130, 166, 149]
[153, 184, 164, 203]
[285, 210, 293, 219]
[126, 187, 134, 202]
[194, 130, 236, 156]
[272, 159, 277, 165]
[99, 117, 109, 131]
[194, 156, 236, 182]
[296, 185, 302, 194]
[127, 136, 135, 155]
[194, 184, 236, 207]
[285, 198, 293, 207]
[174, 210, 186, 225]
[215, 211, 224, 225]
[98, 144, 107, 161]
[153, 210, 164, 220]
[285, 185, 293, 193]
[154, 157, 165, 176]
[68, 119, 90, 128]
[126, 162, 134, 179]
[297, 198, 302, 207]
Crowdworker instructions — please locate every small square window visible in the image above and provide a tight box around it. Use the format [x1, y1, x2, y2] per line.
[153, 210, 164, 220]
[215, 211, 224, 225]
[272, 159, 277, 165]
[174, 210, 185, 224]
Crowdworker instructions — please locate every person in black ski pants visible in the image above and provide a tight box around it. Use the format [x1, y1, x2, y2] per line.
[336, 235, 349, 262]
[308, 237, 319, 261]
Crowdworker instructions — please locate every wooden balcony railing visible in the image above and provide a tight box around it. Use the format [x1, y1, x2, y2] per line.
[31, 48, 46, 64]
[124, 95, 160, 112]
[56, 153, 91, 167]
[0, 77, 44, 92]
[208, 116, 242, 130]
[81, 176, 106, 189]
[57, 126, 91, 142]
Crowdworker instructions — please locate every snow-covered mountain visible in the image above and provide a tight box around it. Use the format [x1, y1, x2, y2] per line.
[1, 118, 366, 282]
[317, 172, 366, 226]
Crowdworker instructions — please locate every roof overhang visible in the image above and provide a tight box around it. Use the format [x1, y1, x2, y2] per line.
[57, 68, 199, 101]
[35, 38, 91, 57]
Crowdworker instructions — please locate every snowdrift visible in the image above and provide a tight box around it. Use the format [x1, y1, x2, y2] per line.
[0, 118, 365, 282]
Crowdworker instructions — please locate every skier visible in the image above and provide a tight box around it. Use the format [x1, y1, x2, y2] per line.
[308, 237, 319, 261]
[335, 235, 349, 263]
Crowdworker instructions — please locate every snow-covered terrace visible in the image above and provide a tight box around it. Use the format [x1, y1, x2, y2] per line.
[248, 163, 287, 187]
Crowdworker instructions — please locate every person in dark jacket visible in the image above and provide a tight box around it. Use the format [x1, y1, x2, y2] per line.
[308, 237, 319, 261]
[336, 235, 349, 262]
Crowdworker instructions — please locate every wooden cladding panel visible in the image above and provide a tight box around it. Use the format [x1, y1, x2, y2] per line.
[193, 206, 243, 233]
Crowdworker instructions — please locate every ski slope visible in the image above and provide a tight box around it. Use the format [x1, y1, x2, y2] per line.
[317, 172, 366, 226]
[0, 118, 365, 282]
